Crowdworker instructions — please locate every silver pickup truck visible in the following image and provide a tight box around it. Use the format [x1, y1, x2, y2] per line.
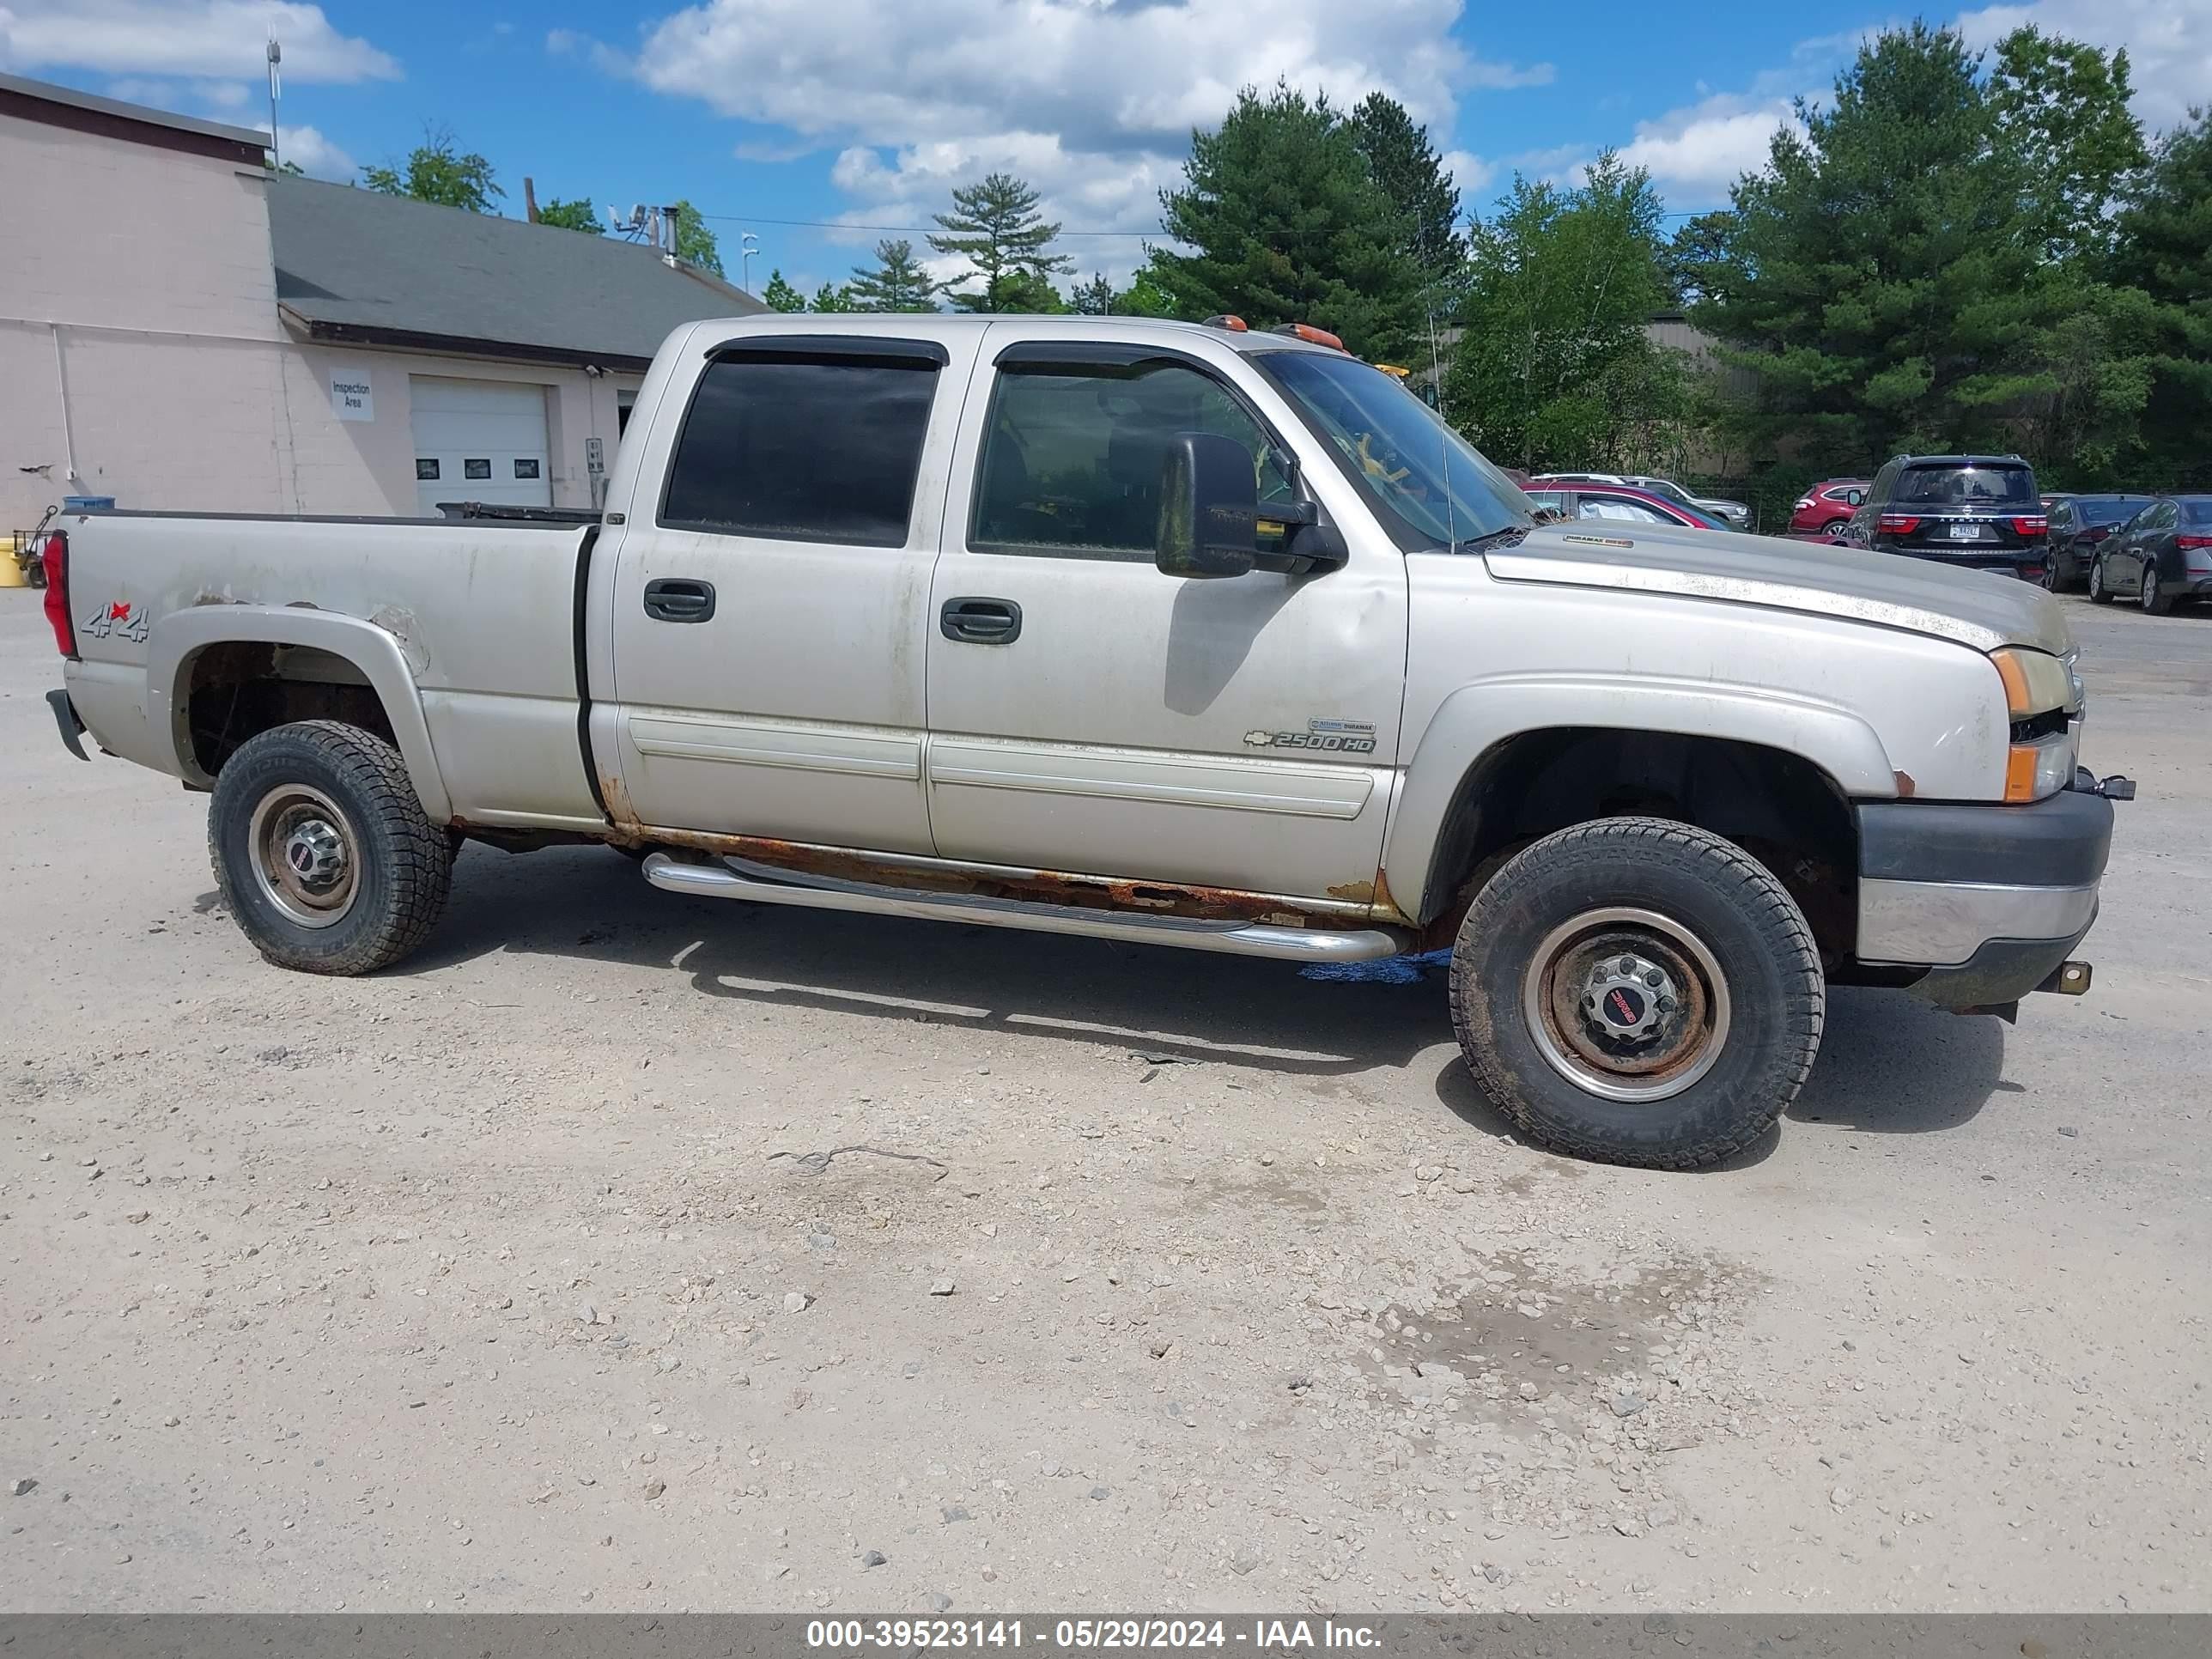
[40, 314, 2127, 1169]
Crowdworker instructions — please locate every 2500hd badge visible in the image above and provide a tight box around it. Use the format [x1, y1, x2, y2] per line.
[1243, 718, 1377, 754]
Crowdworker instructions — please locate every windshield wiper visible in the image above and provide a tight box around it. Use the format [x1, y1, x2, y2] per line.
[1446, 524, 1532, 556]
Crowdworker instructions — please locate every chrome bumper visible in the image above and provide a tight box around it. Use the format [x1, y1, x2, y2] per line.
[1856, 878, 2100, 967]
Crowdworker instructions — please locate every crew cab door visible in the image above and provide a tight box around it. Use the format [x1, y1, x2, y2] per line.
[599, 329, 971, 853]
[921, 326, 1407, 902]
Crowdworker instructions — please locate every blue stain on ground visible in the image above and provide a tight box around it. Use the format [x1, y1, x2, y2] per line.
[1298, 948, 1453, 985]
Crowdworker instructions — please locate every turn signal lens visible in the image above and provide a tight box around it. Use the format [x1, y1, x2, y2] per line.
[1273, 321, 1346, 350]
[1202, 313, 1248, 331]
[2003, 745, 2040, 801]
[2004, 732, 2077, 803]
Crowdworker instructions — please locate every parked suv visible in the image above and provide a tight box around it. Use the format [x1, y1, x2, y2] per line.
[1848, 455, 2048, 579]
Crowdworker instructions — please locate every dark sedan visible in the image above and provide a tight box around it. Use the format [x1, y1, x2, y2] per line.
[2042, 493, 2155, 592]
[2087, 495, 2212, 615]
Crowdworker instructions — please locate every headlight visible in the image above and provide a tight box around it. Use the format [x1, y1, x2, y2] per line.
[1990, 648, 2080, 803]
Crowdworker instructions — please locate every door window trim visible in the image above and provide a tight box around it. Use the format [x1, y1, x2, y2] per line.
[653, 341, 948, 545]
[966, 342, 1302, 563]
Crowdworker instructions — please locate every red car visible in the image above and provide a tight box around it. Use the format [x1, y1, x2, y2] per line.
[1790, 479, 1869, 534]
[1524, 479, 1735, 531]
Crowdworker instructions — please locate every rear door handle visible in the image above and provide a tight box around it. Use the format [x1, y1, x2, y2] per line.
[940, 597, 1022, 644]
[643, 578, 715, 623]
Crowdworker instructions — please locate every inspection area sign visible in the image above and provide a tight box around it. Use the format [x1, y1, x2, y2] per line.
[329, 365, 374, 422]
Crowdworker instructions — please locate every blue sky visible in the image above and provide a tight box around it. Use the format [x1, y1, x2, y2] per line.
[5, 2, 2207, 295]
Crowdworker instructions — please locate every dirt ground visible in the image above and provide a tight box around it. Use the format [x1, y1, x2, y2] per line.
[3, 591, 2208, 1615]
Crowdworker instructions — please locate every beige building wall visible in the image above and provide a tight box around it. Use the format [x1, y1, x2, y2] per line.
[2, 106, 635, 534]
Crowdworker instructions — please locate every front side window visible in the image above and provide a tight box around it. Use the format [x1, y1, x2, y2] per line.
[1252, 349, 1532, 552]
[662, 354, 939, 546]
[971, 359, 1293, 561]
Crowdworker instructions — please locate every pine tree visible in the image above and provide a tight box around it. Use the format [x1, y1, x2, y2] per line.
[1151, 82, 1422, 358]
[810, 283, 858, 313]
[927, 173, 1071, 310]
[1987, 26, 2148, 267]
[847, 240, 941, 312]
[2107, 112, 2212, 487]
[1348, 91, 1464, 281]
[761, 270, 805, 313]
[1070, 273, 1115, 315]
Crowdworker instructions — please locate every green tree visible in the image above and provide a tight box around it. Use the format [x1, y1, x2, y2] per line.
[537, 198, 602, 234]
[1988, 26, 2148, 266]
[1662, 210, 1739, 306]
[810, 282, 858, 313]
[362, 126, 502, 213]
[668, 201, 723, 276]
[847, 239, 941, 312]
[1070, 272, 1115, 315]
[1444, 153, 1681, 470]
[2107, 112, 2212, 487]
[761, 270, 805, 313]
[928, 173, 1071, 310]
[1115, 263, 1190, 319]
[1151, 82, 1423, 357]
[1693, 24, 2060, 465]
[1348, 90, 1464, 282]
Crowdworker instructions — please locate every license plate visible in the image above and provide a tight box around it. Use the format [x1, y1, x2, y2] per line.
[1948, 521, 1985, 542]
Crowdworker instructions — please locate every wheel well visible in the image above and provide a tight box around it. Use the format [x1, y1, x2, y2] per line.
[182, 642, 398, 778]
[1416, 729, 1859, 964]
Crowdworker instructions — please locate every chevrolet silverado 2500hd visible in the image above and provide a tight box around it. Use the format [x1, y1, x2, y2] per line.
[40, 314, 2127, 1169]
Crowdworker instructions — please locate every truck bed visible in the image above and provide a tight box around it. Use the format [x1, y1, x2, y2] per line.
[58, 508, 603, 831]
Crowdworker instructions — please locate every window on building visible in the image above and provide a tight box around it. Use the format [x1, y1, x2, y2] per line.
[416, 459, 440, 481]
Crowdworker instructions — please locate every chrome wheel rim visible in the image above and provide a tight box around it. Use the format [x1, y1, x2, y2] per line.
[1521, 907, 1732, 1103]
[248, 783, 359, 929]
[2142, 568, 2158, 610]
[2089, 561, 2102, 599]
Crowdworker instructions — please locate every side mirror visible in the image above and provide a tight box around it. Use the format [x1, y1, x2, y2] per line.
[1156, 432, 1258, 579]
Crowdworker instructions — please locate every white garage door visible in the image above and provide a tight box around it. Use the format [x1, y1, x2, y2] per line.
[410, 376, 553, 515]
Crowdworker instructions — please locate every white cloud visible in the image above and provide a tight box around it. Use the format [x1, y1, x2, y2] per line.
[1616, 93, 1804, 198]
[0, 2, 398, 82]
[276, 123, 354, 180]
[605, 0, 1547, 281]
[1954, 0, 2212, 131]
[1443, 147, 1495, 201]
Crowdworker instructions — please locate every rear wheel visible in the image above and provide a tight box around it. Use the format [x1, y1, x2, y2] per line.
[210, 720, 453, 975]
[2141, 564, 2176, 616]
[2087, 556, 2114, 604]
[1448, 818, 1824, 1170]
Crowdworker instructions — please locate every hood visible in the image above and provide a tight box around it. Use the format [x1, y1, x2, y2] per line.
[1486, 523, 2071, 657]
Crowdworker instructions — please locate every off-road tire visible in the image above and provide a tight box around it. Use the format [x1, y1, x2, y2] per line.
[210, 720, 452, 975]
[1448, 817, 1825, 1170]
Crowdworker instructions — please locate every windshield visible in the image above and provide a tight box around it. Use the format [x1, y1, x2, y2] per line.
[1895, 463, 2036, 507]
[1250, 350, 1533, 550]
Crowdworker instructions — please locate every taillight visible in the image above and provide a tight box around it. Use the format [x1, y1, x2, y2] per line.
[1793, 498, 1813, 511]
[2176, 535, 2212, 550]
[2009, 515, 2047, 536]
[2079, 526, 2111, 544]
[1877, 513, 1920, 533]
[40, 532, 75, 659]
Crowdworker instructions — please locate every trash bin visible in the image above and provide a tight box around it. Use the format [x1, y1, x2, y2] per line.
[63, 495, 116, 513]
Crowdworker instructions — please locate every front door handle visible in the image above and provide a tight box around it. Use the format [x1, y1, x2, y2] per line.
[643, 578, 715, 623]
[940, 596, 1022, 644]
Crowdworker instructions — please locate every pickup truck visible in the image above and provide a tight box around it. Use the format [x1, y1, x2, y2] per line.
[40, 313, 2127, 1170]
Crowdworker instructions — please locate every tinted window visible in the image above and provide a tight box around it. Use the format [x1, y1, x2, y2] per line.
[1582, 497, 1668, 523]
[2080, 498, 2147, 524]
[1893, 463, 2036, 507]
[2186, 501, 2212, 526]
[972, 360, 1292, 561]
[663, 356, 939, 546]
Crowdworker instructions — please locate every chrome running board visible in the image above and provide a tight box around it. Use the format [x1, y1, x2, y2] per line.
[641, 853, 1407, 964]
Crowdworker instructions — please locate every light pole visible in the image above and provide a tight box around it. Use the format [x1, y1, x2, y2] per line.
[740, 232, 760, 295]
[265, 36, 282, 168]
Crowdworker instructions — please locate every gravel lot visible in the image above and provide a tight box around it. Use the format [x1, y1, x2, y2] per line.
[3, 587, 2207, 1615]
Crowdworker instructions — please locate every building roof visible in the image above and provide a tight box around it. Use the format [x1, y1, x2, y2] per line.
[268, 175, 765, 370]
[0, 70, 268, 163]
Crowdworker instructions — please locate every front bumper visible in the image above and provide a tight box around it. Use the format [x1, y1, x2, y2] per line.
[1854, 784, 2115, 1007]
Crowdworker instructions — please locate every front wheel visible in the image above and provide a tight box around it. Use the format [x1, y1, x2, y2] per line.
[2087, 556, 2114, 604]
[1448, 818, 1825, 1170]
[209, 720, 453, 975]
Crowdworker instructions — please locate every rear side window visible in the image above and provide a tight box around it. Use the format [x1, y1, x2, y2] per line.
[1893, 463, 2036, 507]
[2185, 501, 2212, 526]
[662, 355, 939, 546]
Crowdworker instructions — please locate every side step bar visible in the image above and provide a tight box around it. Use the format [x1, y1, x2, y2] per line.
[641, 853, 1407, 964]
